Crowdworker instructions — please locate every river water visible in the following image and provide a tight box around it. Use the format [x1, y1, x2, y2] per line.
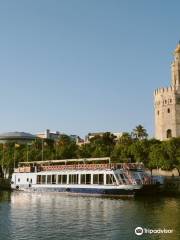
[0, 191, 179, 240]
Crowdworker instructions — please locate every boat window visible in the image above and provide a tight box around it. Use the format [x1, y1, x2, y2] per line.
[52, 175, 56, 184]
[86, 174, 91, 184]
[69, 174, 79, 184]
[106, 174, 115, 185]
[93, 174, 104, 185]
[62, 175, 67, 184]
[99, 174, 104, 185]
[69, 174, 72, 184]
[27, 178, 29, 182]
[42, 175, 46, 184]
[81, 174, 86, 184]
[47, 175, 51, 184]
[93, 174, 99, 184]
[80, 174, 91, 184]
[37, 175, 41, 184]
[119, 173, 127, 184]
[18, 178, 20, 182]
[120, 173, 124, 179]
[75, 174, 79, 184]
[115, 174, 123, 184]
[58, 175, 62, 184]
[112, 174, 116, 184]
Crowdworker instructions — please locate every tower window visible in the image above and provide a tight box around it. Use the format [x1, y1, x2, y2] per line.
[157, 110, 159, 115]
[167, 108, 170, 113]
[167, 129, 172, 138]
[176, 97, 180, 104]
[165, 100, 167, 104]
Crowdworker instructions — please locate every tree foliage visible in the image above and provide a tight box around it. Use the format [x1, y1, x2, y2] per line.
[1, 126, 180, 177]
[132, 125, 148, 140]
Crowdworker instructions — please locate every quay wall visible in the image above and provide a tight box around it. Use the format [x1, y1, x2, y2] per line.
[162, 177, 180, 195]
[146, 168, 180, 195]
[146, 168, 179, 177]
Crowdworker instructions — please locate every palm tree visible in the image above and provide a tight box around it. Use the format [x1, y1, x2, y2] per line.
[131, 125, 148, 140]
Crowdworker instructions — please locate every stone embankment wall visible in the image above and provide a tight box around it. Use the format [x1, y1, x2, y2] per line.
[147, 168, 179, 177]
[163, 177, 180, 195]
[146, 168, 180, 195]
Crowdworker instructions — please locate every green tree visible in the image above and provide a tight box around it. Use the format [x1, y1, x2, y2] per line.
[111, 133, 133, 162]
[56, 135, 78, 159]
[163, 138, 180, 175]
[132, 125, 148, 140]
[129, 139, 149, 164]
[89, 132, 116, 157]
[148, 143, 170, 174]
[78, 143, 93, 158]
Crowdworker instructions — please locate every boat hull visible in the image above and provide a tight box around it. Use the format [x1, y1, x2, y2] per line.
[12, 185, 138, 197]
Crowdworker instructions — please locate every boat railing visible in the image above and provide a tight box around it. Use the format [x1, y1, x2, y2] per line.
[40, 163, 144, 171]
[122, 163, 144, 170]
[41, 164, 112, 171]
[14, 162, 144, 173]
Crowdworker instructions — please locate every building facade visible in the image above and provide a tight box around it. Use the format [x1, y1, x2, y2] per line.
[154, 43, 180, 140]
[36, 129, 61, 141]
[36, 129, 84, 144]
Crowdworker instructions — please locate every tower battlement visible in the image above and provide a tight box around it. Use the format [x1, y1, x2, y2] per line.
[154, 86, 175, 96]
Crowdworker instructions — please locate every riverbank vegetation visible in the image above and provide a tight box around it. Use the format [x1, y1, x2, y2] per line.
[0, 125, 180, 177]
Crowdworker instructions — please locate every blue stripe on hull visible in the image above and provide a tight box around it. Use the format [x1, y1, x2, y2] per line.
[28, 187, 135, 196]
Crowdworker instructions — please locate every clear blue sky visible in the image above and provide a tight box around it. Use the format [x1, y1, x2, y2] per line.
[0, 0, 180, 137]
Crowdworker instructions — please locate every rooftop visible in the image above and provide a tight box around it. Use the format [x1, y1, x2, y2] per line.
[0, 132, 36, 140]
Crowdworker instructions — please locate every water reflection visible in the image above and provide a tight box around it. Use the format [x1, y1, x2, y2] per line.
[0, 192, 179, 240]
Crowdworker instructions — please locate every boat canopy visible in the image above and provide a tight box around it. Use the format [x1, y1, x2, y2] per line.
[18, 157, 111, 166]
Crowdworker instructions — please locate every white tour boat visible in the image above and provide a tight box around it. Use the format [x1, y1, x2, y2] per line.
[11, 158, 152, 197]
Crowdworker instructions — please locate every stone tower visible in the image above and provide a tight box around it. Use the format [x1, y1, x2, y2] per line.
[154, 43, 180, 140]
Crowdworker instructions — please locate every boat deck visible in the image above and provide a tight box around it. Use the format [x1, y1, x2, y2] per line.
[14, 163, 144, 173]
